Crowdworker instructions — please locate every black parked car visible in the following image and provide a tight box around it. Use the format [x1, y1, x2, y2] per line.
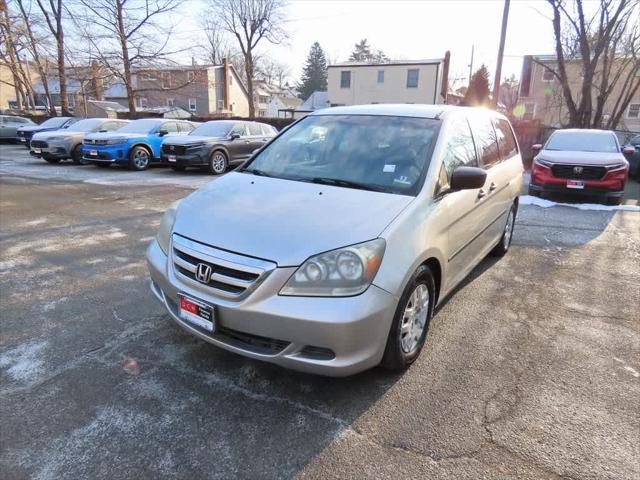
[161, 120, 278, 174]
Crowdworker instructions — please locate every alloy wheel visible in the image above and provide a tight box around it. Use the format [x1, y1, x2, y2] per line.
[133, 149, 149, 169]
[400, 284, 430, 354]
[211, 153, 226, 174]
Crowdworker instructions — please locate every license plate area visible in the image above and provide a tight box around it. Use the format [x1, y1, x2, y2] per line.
[168, 155, 176, 162]
[89, 149, 98, 156]
[20, 138, 26, 142]
[178, 294, 215, 332]
[32, 148, 41, 154]
[566, 180, 585, 189]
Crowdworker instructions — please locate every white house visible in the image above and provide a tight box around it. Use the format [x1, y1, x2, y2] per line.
[327, 56, 449, 107]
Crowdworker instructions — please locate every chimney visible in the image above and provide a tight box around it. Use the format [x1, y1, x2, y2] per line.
[222, 57, 230, 111]
[191, 56, 196, 66]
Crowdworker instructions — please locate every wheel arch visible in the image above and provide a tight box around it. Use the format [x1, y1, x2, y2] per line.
[421, 257, 442, 306]
[130, 142, 154, 157]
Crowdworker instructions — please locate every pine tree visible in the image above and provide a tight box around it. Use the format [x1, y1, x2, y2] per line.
[297, 42, 328, 100]
[464, 65, 491, 106]
[349, 38, 388, 63]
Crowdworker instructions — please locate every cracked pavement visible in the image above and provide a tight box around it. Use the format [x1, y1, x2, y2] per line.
[0, 144, 639, 479]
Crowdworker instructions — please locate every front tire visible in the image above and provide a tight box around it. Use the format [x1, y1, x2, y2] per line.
[491, 202, 517, 257]
[71, 145, 86, 165]
[381, 265, 436, 371]
[208, 150, 228, 175]
[129, 146, 151, 171]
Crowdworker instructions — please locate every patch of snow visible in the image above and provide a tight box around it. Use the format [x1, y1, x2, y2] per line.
[0, 340, 47, 383]
[520, 195, 640, 212]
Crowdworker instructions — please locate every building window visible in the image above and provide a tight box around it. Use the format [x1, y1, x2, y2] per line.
[162, 72, 171, 88]
[340, 71, 351, 89]
[217, 99, 224, 111]
[407, 69, 419, 88]
[142, 73, 153, 81]
[167, 98, 175, 107]
[187, 71, 195, 82]
[542, 68, 555, 82]
[628, 103, 640, 119]
[259, 95, 269, 104]
[377, 70, 384, 83]
[188, 98, 197, 112]
[135, 97, 148, 108]
[523, 102, 536, 120]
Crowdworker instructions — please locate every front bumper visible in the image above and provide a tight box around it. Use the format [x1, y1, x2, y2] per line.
[529, 182, 625, 198]
[82, 145, 128, 163]
[31, 143, 72, 159]
[161, 152, 207, 167]
[530, 164, 627, 198]
[146, 239, 397, 376]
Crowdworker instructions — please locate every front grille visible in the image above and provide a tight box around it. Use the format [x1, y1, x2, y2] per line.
[171, 234, 275, 300]
[83, 139, 110, 145]
[30, 140, 48, 148]
[551, 164, 606, 180]
[162, 144, 187, 155]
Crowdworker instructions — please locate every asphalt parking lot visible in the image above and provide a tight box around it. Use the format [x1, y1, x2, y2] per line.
[1, 143, 639, 479]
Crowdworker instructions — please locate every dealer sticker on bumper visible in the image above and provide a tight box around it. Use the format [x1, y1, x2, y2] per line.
[168, 155, 177, 162]
[32, 148, 41, 154]
[178, 295, 215, 332]
[567, 180, 585, 189]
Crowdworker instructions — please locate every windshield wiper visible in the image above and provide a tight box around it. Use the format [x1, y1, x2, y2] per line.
[311, 177, 390, 193]
[242, 168, 271, 177]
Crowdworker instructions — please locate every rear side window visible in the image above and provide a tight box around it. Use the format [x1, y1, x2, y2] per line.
[162, 122, 180, 133]
[179, 122, 195, 133]
[101, 121, 120, 131]
[468, 115, 500, 168]
[248, 123, 263, 136]
[493, 118, 518, 160]
[436, 118, 478, 195]
[262, 124, 277, 136]
[230, 123, 248, 137]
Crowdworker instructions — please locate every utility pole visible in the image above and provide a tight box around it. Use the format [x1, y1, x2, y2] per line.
[492, 0, 511, 108]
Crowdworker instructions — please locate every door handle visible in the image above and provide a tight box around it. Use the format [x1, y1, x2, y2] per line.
[477, 189, 487, 199]
[489, 182, 497, 192]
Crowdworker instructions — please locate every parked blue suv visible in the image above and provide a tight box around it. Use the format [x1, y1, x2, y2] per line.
[82, 118, 196, 170]
[16, 116, 79, 148]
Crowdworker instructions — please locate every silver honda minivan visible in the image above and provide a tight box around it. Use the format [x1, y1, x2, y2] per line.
[147, 105, 522, 376]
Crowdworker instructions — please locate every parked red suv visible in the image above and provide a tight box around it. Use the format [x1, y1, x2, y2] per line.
[529, 129, 632, 205]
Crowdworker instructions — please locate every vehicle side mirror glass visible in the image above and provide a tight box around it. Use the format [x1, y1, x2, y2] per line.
[450, 166, 487, 191]
[622, 146, 635, 155]
[158, 129, 168, 136]
[230, 132, 240, 140]
[532, 144, 542, 151]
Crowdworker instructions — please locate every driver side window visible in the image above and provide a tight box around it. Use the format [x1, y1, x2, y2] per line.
[230, 123, 247, 137]
[161, 122, 180, 134]
[436, 118, 478, 195]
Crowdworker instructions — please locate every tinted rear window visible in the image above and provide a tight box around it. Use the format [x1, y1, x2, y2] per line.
[546, 131, 618, 153]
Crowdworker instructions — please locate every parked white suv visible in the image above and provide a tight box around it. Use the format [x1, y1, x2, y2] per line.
[147, 105, 523, 376]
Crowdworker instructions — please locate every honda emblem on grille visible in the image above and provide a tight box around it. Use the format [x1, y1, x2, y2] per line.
[573, 166, 583, 174]
[195, 263, 213, 284]
[170, 145, 175, 151]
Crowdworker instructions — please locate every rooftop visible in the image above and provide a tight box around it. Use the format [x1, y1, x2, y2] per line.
[329, 58, 444, 68]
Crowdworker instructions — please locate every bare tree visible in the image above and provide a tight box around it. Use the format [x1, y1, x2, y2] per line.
[71, 0, 190, 113]
[540, 0, 640, 129]
[201, 17, 236, 65]
[15, 0, 56, 114]
[256, 56, 290, 88]
[207, 0, 288, 116]
[35, 0, 70, 114]
[0, 0, 30, 109]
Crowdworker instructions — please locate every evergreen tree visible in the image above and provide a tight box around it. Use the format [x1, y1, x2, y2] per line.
[297, 42, 328, 100]
[349, 38, 388, 63]
[464, 65, 491, 106]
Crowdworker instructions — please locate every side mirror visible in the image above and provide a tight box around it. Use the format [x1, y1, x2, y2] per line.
[622, 146, 635, 155]
[230, 132, 240, 140]
[158, 129, 168, 137]
[450, 166, 487, 191]
[531, 144, 543, 151]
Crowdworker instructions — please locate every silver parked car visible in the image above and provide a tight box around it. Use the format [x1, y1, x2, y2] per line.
[30, 118, 129, 164]
[147, 105, 523, 376]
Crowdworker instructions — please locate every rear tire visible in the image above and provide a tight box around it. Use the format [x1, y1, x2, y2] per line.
[208, 150, 228, 175]
[129, 146, 151, 171]
[606, 196, 622, 206]
[491, 203, 517, 257]
[381, 265, 436, 371]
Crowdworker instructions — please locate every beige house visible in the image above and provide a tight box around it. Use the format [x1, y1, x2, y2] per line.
[110, 60, 250, 117]
[327, 57, 449, 107]
[518, 54, 640, 132]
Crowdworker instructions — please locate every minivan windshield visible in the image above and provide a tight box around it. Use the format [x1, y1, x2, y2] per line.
[116, 119, 161, 134]
[191, 121, 234, 137]
[66, 118, 104, 132]
[545, 131, 618, 153]
[243, 115, 439, 195]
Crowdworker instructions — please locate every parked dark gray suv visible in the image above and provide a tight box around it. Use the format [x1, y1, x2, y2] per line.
[160, 120, 277, 174]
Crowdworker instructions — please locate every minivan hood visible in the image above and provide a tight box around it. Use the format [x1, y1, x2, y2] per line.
[172, 172, 413, 266]
[18, 125, 51, 133]
[165, 135, 224, 145]
[538, 150, 625, 166]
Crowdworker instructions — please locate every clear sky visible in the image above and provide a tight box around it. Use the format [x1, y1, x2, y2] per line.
[171, 0, 558, 88]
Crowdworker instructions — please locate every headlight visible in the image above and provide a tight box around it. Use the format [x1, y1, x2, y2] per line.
[534, 157, 553, 167]
[49, 136, 71, 142]
[605, 162, 627, 171]
[157, 201, 180, 255]
[280, 239, 385, 297]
